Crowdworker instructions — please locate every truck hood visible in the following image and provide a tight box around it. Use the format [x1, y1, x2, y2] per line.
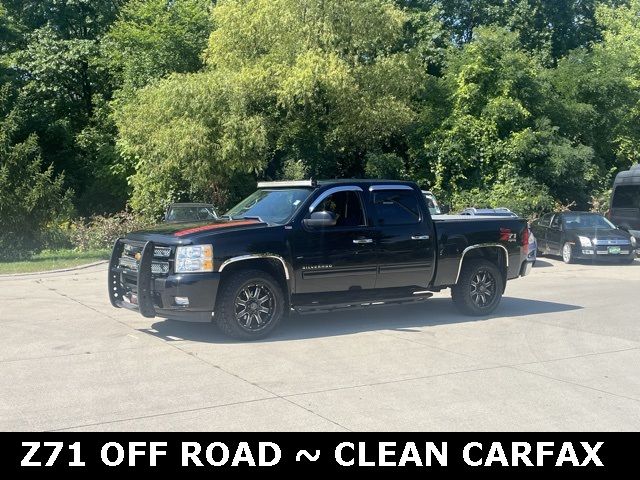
[125, 218, 266, 245]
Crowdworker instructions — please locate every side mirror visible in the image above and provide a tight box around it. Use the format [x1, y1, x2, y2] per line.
[303, 211, 337, 228]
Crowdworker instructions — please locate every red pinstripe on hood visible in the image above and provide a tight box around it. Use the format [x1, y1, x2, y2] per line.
[174, 219, 262, 237]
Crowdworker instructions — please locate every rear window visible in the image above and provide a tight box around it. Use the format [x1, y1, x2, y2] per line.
[373, 190, 421, 226]
[612, 185, 640, 209]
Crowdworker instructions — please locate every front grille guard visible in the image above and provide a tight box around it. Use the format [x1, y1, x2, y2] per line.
[108, 238, 157, 318]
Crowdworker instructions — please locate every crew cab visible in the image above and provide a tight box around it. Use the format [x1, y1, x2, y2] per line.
[109, 180, 533, 339]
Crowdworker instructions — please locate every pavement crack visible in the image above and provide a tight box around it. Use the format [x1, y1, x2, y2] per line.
[509, 365, 640, 404]
[47, 397, 278, 432]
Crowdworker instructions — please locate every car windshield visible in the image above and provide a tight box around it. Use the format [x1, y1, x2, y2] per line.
[563, 213, 616, 229]
[225, 188, 312, 225]
[166, 206, 217, 222]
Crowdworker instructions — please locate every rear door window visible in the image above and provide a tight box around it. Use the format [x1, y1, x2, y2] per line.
[372, 190, 421, 226]
[612, 185, 640, 209]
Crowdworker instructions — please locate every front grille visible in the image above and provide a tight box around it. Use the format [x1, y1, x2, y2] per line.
[118, 256, 169, 274]
[154, 246, 171, 257]
[119, 241, 172, 276]
[593, 239, 630, 246]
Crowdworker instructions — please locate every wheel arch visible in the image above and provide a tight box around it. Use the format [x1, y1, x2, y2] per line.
[455, 244, 509, 290]
[217, 254, 292, 308]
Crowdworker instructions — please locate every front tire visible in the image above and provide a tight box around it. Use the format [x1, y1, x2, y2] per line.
[452, 259, 504, 316]
[562, 242, 574, 264]
[215, 269, 285, 340]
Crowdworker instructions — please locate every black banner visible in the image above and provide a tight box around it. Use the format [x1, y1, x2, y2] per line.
[1, 432, 636, 475]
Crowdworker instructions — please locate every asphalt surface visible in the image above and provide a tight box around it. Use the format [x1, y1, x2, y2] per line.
[1, 257, 639, 431]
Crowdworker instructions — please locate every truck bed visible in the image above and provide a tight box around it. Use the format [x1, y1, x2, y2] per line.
[431, 214, 528, 287]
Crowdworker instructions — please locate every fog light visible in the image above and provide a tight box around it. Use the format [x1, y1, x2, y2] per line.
[582, 249, 594, 255]
[175, 296, 189, 306]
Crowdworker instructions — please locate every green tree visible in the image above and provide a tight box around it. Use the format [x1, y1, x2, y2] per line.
[413, 1, 620, 64]
[424, 27, 595, 208]
[0, 85, 73, 259]
[540, 0, 640, 206]
[2, 1, 126, 215]
[118, 0, 432, 216]
[103, 0, 214, 94]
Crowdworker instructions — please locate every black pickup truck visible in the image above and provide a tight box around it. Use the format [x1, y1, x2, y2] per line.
[109, 180, 533, 339]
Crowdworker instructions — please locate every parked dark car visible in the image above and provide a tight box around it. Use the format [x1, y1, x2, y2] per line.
[164, 203, 217, 223]
[531, 211, 637, 264]
[109, 180, 533, 340]
[609, 164, 640, 240]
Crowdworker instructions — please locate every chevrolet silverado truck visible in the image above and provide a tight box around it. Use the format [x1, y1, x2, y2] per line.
[109, 180, 533, 339]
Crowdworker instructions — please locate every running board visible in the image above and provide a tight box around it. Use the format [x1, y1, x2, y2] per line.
[293, 292, 433, 314]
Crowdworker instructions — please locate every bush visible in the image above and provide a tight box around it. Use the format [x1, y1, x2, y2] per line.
[67, 211, 154, 251]
[0, 134, 74, 261]
[450, 168, 555, 219]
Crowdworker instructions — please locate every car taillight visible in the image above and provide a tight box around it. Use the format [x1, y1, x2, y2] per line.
[521, 227, 529, 247]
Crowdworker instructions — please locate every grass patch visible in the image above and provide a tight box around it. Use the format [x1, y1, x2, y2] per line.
[0, 249, 110, 274]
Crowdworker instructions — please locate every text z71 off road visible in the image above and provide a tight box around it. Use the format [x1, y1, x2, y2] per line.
[109, 180, 533, 339]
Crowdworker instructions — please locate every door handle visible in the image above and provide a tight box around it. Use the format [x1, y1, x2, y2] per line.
[411, 235, 430, 240]
[353, 238, 374, 244]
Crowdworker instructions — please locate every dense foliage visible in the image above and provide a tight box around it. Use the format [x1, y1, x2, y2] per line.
[1, 0, 640, 253]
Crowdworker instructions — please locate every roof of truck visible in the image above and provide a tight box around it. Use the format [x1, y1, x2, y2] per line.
[257, 179, 418, 189]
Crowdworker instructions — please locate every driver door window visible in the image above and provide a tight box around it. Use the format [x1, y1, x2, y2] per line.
[311, 191, 365, 227]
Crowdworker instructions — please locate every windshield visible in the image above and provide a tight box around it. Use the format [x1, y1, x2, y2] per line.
[166, 206, 217, 222]
[563, 213, 616, 229]
[225, 188, 312, 225]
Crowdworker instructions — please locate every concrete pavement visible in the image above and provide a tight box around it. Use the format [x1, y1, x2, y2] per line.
[1, 257, 639, 431]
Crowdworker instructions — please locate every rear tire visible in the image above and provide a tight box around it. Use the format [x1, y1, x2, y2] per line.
[452, 259, 504, 316]
[215, 269, 285, 340]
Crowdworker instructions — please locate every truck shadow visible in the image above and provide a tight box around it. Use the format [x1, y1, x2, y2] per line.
[532, 259, 555, 268]
[146, 296, 582, 344]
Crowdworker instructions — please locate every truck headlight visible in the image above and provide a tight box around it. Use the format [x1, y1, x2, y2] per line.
[175, 245, 213, 273]
[631, 236, 637, 248]
[578, 236, 592, 247]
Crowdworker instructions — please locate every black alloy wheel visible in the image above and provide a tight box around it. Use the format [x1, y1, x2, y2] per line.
[469, 269, 497, 309]
[234, 282, 276, 332]
[216, 269, 285, 340]
[452, 258, 504, 316]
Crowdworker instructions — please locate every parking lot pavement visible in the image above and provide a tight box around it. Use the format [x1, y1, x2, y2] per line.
[1, 257, 639, 431]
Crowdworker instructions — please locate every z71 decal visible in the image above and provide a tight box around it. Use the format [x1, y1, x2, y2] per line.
[500, 228, 517, 242]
